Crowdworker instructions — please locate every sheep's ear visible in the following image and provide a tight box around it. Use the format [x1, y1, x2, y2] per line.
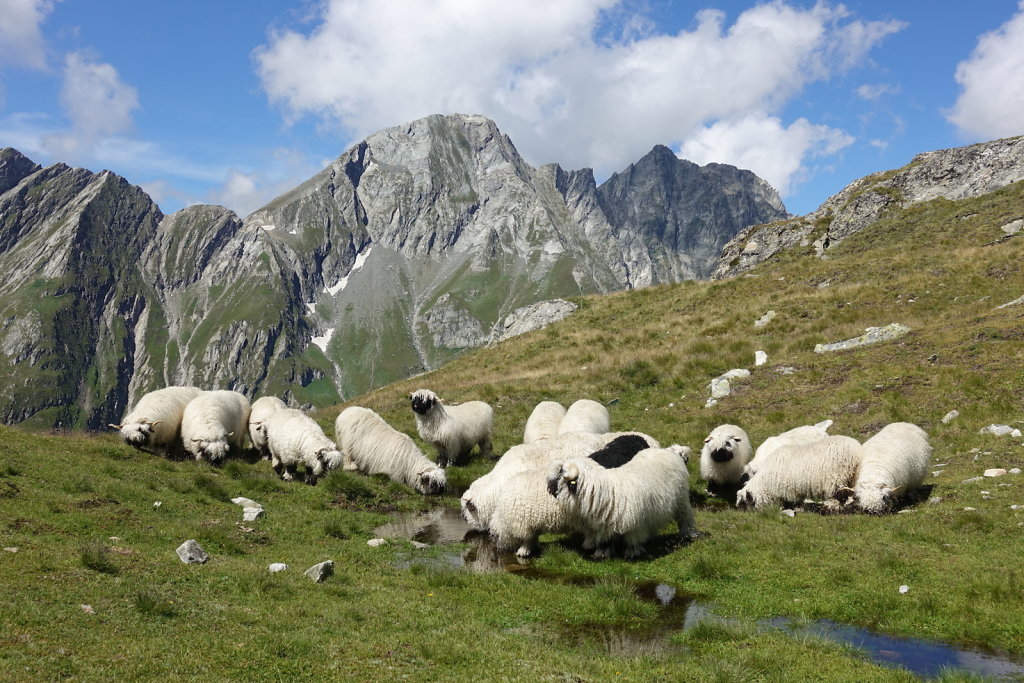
[226, 431, 234, 438]
[834, 487, 855, 505]
[108, 423, 122, 430]
[703, 436, 712, 443]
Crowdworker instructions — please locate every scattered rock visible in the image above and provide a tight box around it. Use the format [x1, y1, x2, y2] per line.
[80, 604, 95, 614]
[304, 561, 334, 583]
[814, 323, 911, 353]
[932, 470, 944, 477]
[709, 377, 732, 400]
[4, 547, 19, 553]
[984, 468, 1008, 478]
[996, 294, 1024, 309]
[1001, 218, 1023, 235]
[176, 539, 209, 564]
[776, 366, 797, 375]
[231, 497, 262, 509]
[928, 497, 943, 505]
[941, 410, 959, 424]
[1011, 468, 1022, 475]
[961, 476, 982, 484]
[754, 310, 777, 328]
[899, 585, 910, 594]
[367, 538, 388, 548]
[755, 350, 768, 366]
[979, 424, 1022, 437]
[242, 507, 265, 522]
[780, 509, 796, 517]
[963, 507, 977, 511]
[410, 541, 429, 550]
[152, 501, 162, 509]
[1011, 505, 1023, 511]
[495, 299, 578, 342]
[268, 563, 288, 573]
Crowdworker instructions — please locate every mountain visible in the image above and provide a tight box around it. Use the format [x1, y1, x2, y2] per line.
[0, 115, 787, 428]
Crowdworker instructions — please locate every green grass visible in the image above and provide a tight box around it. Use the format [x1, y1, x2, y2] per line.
[3, 181, 1024, 680]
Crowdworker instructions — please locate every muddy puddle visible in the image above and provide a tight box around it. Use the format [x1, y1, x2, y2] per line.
[374, 507, 1024, 679]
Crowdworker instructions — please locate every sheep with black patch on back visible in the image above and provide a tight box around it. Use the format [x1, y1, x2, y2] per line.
[334, 406, 446, 495]
[180, 390, 251, 464]
[410, 389, 493, 467]
[854, 422, 931, 514]
[547, 444, 698, 559]
[700, 424, 753, 488]
[736, 434, 863, 510]
[461, 431, 659, 533]
[557, 399, 610, 435]
[109, 386, 204, 458]
[264, 408, 342, 485]
[248, 396, 287, 459]
[523, 400, 567, 444]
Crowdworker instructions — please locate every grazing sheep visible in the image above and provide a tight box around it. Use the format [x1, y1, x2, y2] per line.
[736, 434, 863, 510]
[854, 422, 932, 513]
[461, 431, 659, 533]
[410, 389, 493, 467]
[248, 396, 288, 459]
[547, 445, 698, 559]
[180, 390, 251, 464]
[700, 424, 753, 487]
[265, 408, 342, 485]
[557, 399, 610, 435]
[745, 424, 832, 479]
[523, 401, 567, 444]
[109, 386, 204, 458]
[334, 406, 446, 495]
[488, 469, 568, 557]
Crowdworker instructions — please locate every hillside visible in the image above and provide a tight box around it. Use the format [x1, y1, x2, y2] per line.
[1, 167, 1022, 679]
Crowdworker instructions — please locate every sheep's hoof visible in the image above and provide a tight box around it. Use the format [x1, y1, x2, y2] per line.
[515, 545, 533, 558]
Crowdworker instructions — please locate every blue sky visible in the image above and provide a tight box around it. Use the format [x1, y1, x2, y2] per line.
[1, 1, 1022, 218]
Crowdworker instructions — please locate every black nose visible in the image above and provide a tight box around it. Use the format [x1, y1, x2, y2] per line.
[710, 447, 734, 463]
[547, 478, 559, 497]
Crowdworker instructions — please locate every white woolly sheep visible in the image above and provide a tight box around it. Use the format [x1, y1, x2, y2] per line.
[461, 431, 659, 533]
[180, 390, 251, 464]
[700, 424, 753, 487]
[854, 422, 932, 513]
[248, 396, 288, 459]
[736, 434, 863, 510]
[410, 389, 493, 467]
[547, 444, 698, 559]
[557, 399, 611, 435]
[334, 406, 447, 495]
[487, 468, 568, 557]
[264, 408, 342, 485]
[523, 401, 567, 444]
[744, 424, 832, 479]
[109, 386, 204, 458]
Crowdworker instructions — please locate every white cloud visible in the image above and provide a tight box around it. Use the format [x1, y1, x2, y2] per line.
[947, 1, 1024, 140]
[206, 147, 323, 217]
[254, 1, 902, 180]
[856, 83, 900, 100]
[43, 52, 140, 158]
[679, 115, 854, 196]
[0, 0, 57, 71]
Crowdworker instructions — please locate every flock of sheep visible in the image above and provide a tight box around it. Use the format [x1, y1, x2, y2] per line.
[110, 385, 932, 559]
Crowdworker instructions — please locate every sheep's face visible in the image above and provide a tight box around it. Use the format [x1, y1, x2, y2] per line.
[199, 440, 230, 463]
[121, 422, 153, 448]
[460, 492, 479, 525]
[318, 448, 343, 472]
[249, 422, 267, 448]
[547, 462, 580, 500]
[855, 485, 893, 514]
[410, 390, 438, 415]
[703, 431, 745, 463]
[418, 468, 447, 495]
[736, 485, 759, 510]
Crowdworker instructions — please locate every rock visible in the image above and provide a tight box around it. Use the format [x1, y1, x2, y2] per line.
[410, 541, 429, 550]
[304, 561, 334, 583]
[776, 366, 797, 375]
[1001, 218, 1023, 235]
[268, 563, 288, 573]
[152, 501, 162, 509]
[176, 539, 209, 564]
[780, 509, 796, 517]
[899, 585, 910, 594]
[242, 507, 265, 522]
[932, 470, 944, 477]
[964, 507, 977, 511]
[709, 377, 731, 400]
[721, 368, 751, 381]
[494, 299, 578, 342]
[984, 468, 1008, 478]
[80, 604, 96, 614]
[814, 323, 911, 353]
[1010, 468, 1022, 475]
[755, 350, 768, 366]
[980, 424, 1017, 437]
[754, 310, 777, 328]
[231, 497, 263, 509]
[941, 410, 959, 424]
[3, 547, 17, 553]
[1011, 505, 1023, 510]
[367, 538, 388, 548]
[928, 497, 943, 505]
[996, 294, 1024, 309]
[961, 476, 982, 484]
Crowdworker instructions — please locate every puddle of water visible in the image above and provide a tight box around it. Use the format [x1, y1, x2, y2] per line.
[375, 507, 1024, 679]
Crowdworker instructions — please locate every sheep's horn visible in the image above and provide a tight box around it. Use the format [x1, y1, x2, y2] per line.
[150, 420, 163, 427]
[890, 486, 904, 495]
[226, 431, 234, 437]
[108, 423, 122, 430]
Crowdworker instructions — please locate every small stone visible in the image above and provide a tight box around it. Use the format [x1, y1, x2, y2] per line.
[176, 539, 209, 564]
[410, 541, 429, 550]
[814, 323, 911, 354]
[1011, 505, 1023, 511]
[755, 350, 768, 366]
[940, 410, 959, 424]
[932, 470, 944, 477]
[780, 509, 796, 517]
[961, 476, 982, 484]
[899, 585, 910, 594]
[754, 310, 777, 328]
[1000, 218, 1023, 235]
[80, 604, 95, 614]
[964, 507, 977, 511]
[242, 507, 265, 522]
[928, 497, 943, 505]
[984, 469, 1008, 478]
[367, 538, 388, 548]
[1010, 468, 1022, 475]
[304, 560, 334, 583]
[981, 491, 991, 495]
[980, 424, 1015, 437]
[268, 563, 288, 573]
[231, 497, 262, 509]
[776, 366, 797, 375]
[152, 501, 162, 509]
[3, 547, 18, 553]
[721, 368, 751, 381]
[709, 377, 732, 399]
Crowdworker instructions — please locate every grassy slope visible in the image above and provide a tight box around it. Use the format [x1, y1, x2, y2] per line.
[2, 181, 1023, 681]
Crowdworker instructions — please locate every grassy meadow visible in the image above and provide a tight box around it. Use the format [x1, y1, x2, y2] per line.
[2, 181, 1023, 681]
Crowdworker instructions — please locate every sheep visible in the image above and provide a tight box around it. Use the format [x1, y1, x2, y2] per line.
[854, 422, 932, 514]
[523, 401, 567, 444]
[264, 408, 342, 485]
[248, 396, 288, 459]
[461, 431, 659, 533]
[410, 389, 493, 467]
[109, 386, 204, 458]
[699, 424, 753, 488]
[547, 444, 698, 559]
[736, 434, 863, 510]
[487, 469, 567, 557]
[334, 406, 446, 495]
[744, 424, 832, 479]
[180, 390, 251, 464]
[557, 399, 610, 435]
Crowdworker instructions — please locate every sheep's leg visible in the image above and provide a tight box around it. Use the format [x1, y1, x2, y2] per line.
[515, 535, 538, 558]
[479, 436, 493, 459]
[342, 453, 358, 471]
[622, 536, 646, 559]
[436, 447, 450, 468]
[676, 497, 699, 541]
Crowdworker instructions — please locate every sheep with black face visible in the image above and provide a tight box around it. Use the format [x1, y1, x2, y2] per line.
[699, 424, 753, 489]
[854, 422, 931, 514]
[109, 386, 204, 458]
[410, 389, 493, 467]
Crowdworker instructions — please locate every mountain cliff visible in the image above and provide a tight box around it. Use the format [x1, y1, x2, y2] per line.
[0, 114, 787, 427]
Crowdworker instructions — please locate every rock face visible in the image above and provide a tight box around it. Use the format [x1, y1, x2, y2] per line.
[0, 114, 786, 427]
[712, 135, 1024, 279]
